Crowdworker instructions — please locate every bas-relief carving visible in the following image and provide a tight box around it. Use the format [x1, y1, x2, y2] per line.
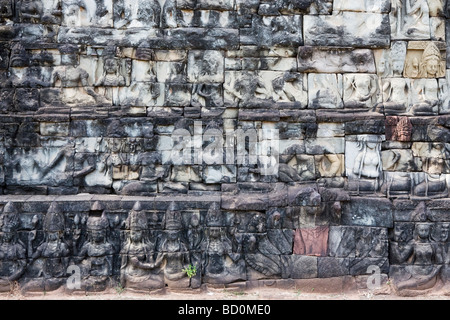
[391, 222, 442, 292]
[375, 41, 408, 78]
[403, 42, 446, 78]
[308, 74, 343, 109]
[62, 0, 113, 27]
[2, 0, 450, 295]
[120, 201, 164, 291]
[75, 201, 114, 291]
[22, 202, 70, 292]
[346, 135, 384, 194]
[0, 202, 26, 292]
[343, 74, 379, 109]
[224, 71, 307, 108]
[391, 0, 431, 40]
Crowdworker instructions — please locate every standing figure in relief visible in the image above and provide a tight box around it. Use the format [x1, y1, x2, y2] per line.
[201, 203, 246, 285]
[352, 135, 383, 194]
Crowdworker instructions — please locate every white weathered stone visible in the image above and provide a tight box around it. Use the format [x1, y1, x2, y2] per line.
[343, 74, 380, 109]
[298, 47, 376, 73]
[333, 0, 390, 13]
[390, 0, 431, 40]
[308, 73, 343, 109]
[187, 50, 224, 83]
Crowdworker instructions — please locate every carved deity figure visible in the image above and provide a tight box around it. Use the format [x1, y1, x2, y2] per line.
[394, 223, 441, 291]
[120, 201, 164, 291]
[53, 66, 105, 105]
[308, 73, 343, 109]
[343, 74, 378, 109]
[23, 202, 70, 292]
[391, 0, 431, 39]
[159, 202, 190, 288]
[381, 78, 410, 115]
[76, 202, 114, 291]
[409, 79, 440, 115]
[114, 0, 161, 28]
[0, 202, 26, 292]
[404, 0, 431, 38]
[225, 72, 272, 109]
[201, 203, 245, 284]
[418, 42, 445, 78]
[19, 0, 43, 22]
[271, 73, 307, 105]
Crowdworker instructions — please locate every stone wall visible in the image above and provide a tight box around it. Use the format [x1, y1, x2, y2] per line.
[0, 0, 450, 295]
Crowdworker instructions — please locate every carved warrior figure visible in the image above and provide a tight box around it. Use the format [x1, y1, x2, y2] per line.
[0, 202, 26, 292]
[76, 202, 114, 291]
[120, 201, 163, 291]
[24, 202, 70, 292]
[53, 65, 106, 105]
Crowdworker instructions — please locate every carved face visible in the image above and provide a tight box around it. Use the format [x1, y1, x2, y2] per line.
[441, 223, 450, 242]
[392, 60, 404, 75]
[104, 58, 119, 74]
[209, 227, 220, 239]
[47, 231, 60, 241]
[426, 58, 439, 77]
[167, 230, 179, 241]
[130, 230, 143, 243]
[416, 224, 430, 240]
[0, 231, 13, 243]
[90, 229, 106, 243]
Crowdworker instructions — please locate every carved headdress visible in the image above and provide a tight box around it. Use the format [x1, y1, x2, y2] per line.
[422, 42, 441, 62]
[43, 202, 65, 233]
[0, 202, 20, 233]
[418, 42, 445, 78]
[86, 201, 109, 231]
[164, 201, 182, 230]
[205, 202, 223, 227]
[126, 201, 148, 231]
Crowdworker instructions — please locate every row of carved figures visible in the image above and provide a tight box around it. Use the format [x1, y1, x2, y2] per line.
[0, 200, 292, 292]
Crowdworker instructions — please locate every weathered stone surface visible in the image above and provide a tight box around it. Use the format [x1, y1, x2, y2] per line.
[304, 13, 391, 48]
[298, 47, 376, 73]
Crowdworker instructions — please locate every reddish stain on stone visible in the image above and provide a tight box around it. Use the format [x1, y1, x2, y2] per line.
[293, 226, 329, 256]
